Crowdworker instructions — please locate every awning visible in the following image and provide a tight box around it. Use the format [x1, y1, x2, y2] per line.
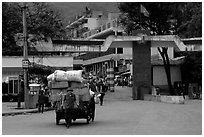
[121, 71, 131, 76]
[116, 70, 130, 75]
[2, 76, 9, 83]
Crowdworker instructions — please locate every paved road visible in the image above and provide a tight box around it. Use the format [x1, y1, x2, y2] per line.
[2, 86, 202, 135]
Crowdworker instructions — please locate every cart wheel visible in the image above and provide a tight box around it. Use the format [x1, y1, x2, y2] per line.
[91, 110, 95, 122]
[86, 118, 89, 124]
[86, 116, 90, 124]
[91, 115, 95, 122]
[56, 118, 59, 125]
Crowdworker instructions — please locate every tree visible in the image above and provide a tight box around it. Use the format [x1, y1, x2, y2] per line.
[177, 3, 202, 38]
[180, 51, 202, 85]
[2, 3, 23, 56]
[2, 2, 67, 56]
[118, 2, 201, 95]
[26, 2, 66, 41]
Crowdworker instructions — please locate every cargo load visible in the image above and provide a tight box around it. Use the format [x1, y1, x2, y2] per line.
[47, 70, 84, 83]
[48, 81, 69, 89]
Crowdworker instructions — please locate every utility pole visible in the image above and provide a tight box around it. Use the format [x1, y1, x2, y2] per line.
[22, 3, 30, 109]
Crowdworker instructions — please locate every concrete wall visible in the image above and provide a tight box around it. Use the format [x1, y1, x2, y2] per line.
[87, 18, 99, 30]
[132, 41, 151, 100]
[122, 47, 174, 59]
[123, 48, 132, 54]
[153, 66, 181, 86]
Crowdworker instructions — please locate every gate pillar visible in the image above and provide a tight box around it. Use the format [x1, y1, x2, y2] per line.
[132, 30, 152, 100]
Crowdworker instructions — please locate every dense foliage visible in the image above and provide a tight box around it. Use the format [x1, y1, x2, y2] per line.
[181, 52, 202, 85]
[177, 3, 202, 38]
[118, 2, 202, 37]
[2, 3, 23, 56]
[2, 2, 67, 56]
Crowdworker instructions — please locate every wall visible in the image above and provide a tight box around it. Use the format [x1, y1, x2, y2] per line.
[108, 12, 119, 21]
[151, 47, 174, 59]
[123, 48, 132, 54]
[87, 18, 99, 30]
[111, 46, 174, 59]
[153, 65, 181, 86]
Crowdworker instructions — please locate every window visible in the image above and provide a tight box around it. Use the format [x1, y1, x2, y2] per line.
[117, 48, 123, 54]
[117, 32, 123, 36]
[2, 82, 8, 94]
[8, 77, 19, 94]
[14, 80, 18, 94]
[107, 23, 111, 28]
[9, 80, 13, 94]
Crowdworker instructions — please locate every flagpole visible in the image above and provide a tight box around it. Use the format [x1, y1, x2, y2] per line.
[140, 4, 150, 30]
[139, 4, 142, 29]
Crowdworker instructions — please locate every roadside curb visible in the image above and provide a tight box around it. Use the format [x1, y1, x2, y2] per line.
[2, 108, 53, 116]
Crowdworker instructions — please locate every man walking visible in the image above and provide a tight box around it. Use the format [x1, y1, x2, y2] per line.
[38, 90, 45, 113]
[63, 88, 76, 128]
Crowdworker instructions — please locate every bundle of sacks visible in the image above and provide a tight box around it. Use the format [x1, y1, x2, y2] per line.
[47, 70, 84, 83]
[47, 70, 92, 107]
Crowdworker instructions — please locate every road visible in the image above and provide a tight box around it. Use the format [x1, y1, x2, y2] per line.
[2, 87, 202, 135]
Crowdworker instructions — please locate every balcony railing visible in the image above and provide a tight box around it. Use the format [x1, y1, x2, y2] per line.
[83, 18, 119, 39]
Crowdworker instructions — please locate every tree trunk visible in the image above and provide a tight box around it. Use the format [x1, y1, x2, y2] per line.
[158, 47, 176, 95]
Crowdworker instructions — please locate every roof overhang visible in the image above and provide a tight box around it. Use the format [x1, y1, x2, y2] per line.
[181, 37, 202, 45]
[65, 16, 86, 29]
[34, 35, 186, 53]
[103, 35, 186, 51]
[85, 27, 123, 40]
[52, 39, 104, 45]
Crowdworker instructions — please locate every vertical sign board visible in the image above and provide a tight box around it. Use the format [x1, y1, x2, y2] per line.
[22, 59, 29, 68]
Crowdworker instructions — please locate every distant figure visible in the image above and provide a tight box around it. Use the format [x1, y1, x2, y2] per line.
[96, 79, 102, 93]
[122, 78, 125, 87]
[89, 79, 97, 93]
[89, 89, 95, 122]
[38, 90, 45, 113]
[98, 80, 106, 106]
[63, 88, 76, 128]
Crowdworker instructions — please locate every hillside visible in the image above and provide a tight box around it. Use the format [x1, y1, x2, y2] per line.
[50, 2, 120, 20]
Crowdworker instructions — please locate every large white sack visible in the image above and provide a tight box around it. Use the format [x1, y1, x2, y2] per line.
[53, 70, 67, 81]
[65, 70, 83, 82]
[47, 73, 54, 81]
[48, 70, 84, 82]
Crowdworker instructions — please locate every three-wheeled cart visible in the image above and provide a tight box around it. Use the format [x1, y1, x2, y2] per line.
[49, 81, 95, 125]
[55, 100, 93, 125]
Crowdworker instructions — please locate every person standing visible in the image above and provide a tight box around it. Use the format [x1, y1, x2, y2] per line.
[89, 88, 95, 122]
[98, 79, 106, 106]
[38, 90, 45, 113]
[63, 88, 76, 128]
[89, 79, 97, 93]
[96, 79, 101, 93]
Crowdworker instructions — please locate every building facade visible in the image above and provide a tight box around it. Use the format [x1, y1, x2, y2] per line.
[64, 8, 202, 89]
[2, 8, 202, 99]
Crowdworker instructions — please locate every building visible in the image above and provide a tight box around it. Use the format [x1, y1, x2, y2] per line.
[2, 56, 74, 101]
[2, 8, 202, 100]
[64, 8, 202, 92]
